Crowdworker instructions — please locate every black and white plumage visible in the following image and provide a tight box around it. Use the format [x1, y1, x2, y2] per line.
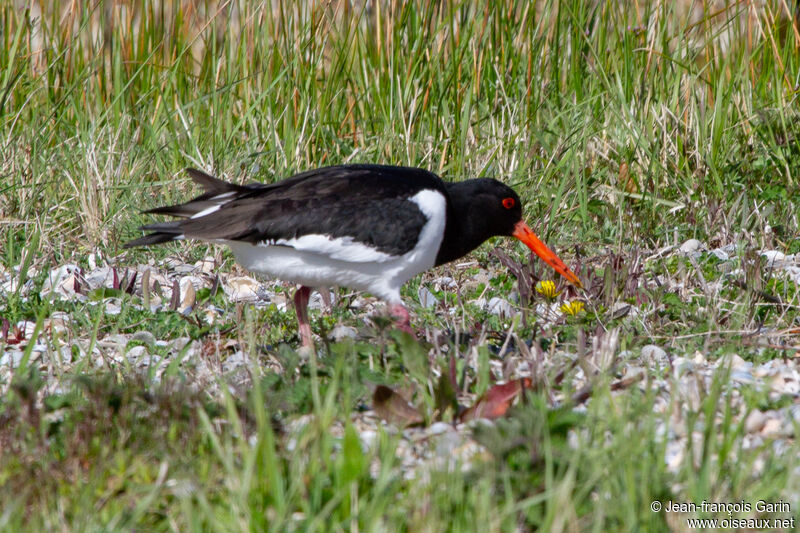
[125, 164, 581, 347]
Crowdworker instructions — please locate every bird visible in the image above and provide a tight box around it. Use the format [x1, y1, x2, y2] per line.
[125, 164, 581, 348]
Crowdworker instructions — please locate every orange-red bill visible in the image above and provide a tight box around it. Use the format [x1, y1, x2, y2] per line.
[512, 220, 582, 287]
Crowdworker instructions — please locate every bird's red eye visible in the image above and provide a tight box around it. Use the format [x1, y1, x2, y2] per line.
[502, 197, 515, 209]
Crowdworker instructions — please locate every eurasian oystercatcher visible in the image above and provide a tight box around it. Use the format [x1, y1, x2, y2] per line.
[125, 165, 581, 347]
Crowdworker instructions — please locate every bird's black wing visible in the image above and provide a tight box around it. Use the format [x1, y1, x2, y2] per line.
[125, 165, 447, 259]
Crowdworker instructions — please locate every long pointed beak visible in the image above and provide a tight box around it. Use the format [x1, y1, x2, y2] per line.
[512, 220, 582, 287]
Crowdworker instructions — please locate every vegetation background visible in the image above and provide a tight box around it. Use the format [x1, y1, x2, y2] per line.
[1, 1, 799, 531]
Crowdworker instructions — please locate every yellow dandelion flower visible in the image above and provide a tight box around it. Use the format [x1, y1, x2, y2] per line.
[560, 300, 585, 316]
[535, 280, 561, 299]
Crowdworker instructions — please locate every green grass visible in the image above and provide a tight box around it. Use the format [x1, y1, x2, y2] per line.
[2, 0, 800, 531]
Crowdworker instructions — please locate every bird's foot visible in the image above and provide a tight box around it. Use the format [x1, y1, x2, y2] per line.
[388, 303, 416, 338]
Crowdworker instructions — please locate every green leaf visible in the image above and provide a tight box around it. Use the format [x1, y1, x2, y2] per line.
[339, 423, 365, 485]
[391, 330, 430, 385]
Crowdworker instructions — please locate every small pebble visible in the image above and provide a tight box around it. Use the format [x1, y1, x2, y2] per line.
[126, 345, 148, 361]
[760, 250, 786, 266]
[308, 290, 331, 310]
[0, 350, 25, 367]
[709, 248, 730, 261]
[679, 239, 702, 254]
[744, 410, 767, 433]
[222, 351, 248, 373]
[427, 422, 453, 436]
[131, 331, 157, 347]
[417, 286, 439, 308]
[224, 276, 261, 302]
[723, 354, 749, 370]
[331, 324, 357, 341]
[761, 418, 784, 437]
[730, 370, 755, 385]
[641, 344, 669, 367]
[486, 297, 513, 317]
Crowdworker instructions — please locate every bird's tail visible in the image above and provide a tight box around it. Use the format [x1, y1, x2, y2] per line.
[124, 168, 249, 248]
[123, 222, 185, 248]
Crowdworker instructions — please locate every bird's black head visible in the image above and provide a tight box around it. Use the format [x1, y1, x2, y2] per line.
[436, 178, 524, 265]
[436, 177, 582, 287]
[459, 178, 524, 235]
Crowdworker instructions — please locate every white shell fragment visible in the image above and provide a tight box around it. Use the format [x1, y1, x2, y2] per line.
[485, 297, 513, 317]
[223, 276, 262, 302]
[41, 264, 85, 301]
[679, 239, 702, 254]
[417, 286, 439, 308]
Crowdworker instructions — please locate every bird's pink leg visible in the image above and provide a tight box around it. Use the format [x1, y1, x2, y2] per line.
[388, 303, 415, 337]
[293, 285, 314, 349]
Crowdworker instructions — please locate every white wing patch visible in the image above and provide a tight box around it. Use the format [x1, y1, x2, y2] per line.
[265, 234, 395, 263]
[211, 191, 237, 200]
[190, 204, 222, 219]
[189, 192, 237, 219]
